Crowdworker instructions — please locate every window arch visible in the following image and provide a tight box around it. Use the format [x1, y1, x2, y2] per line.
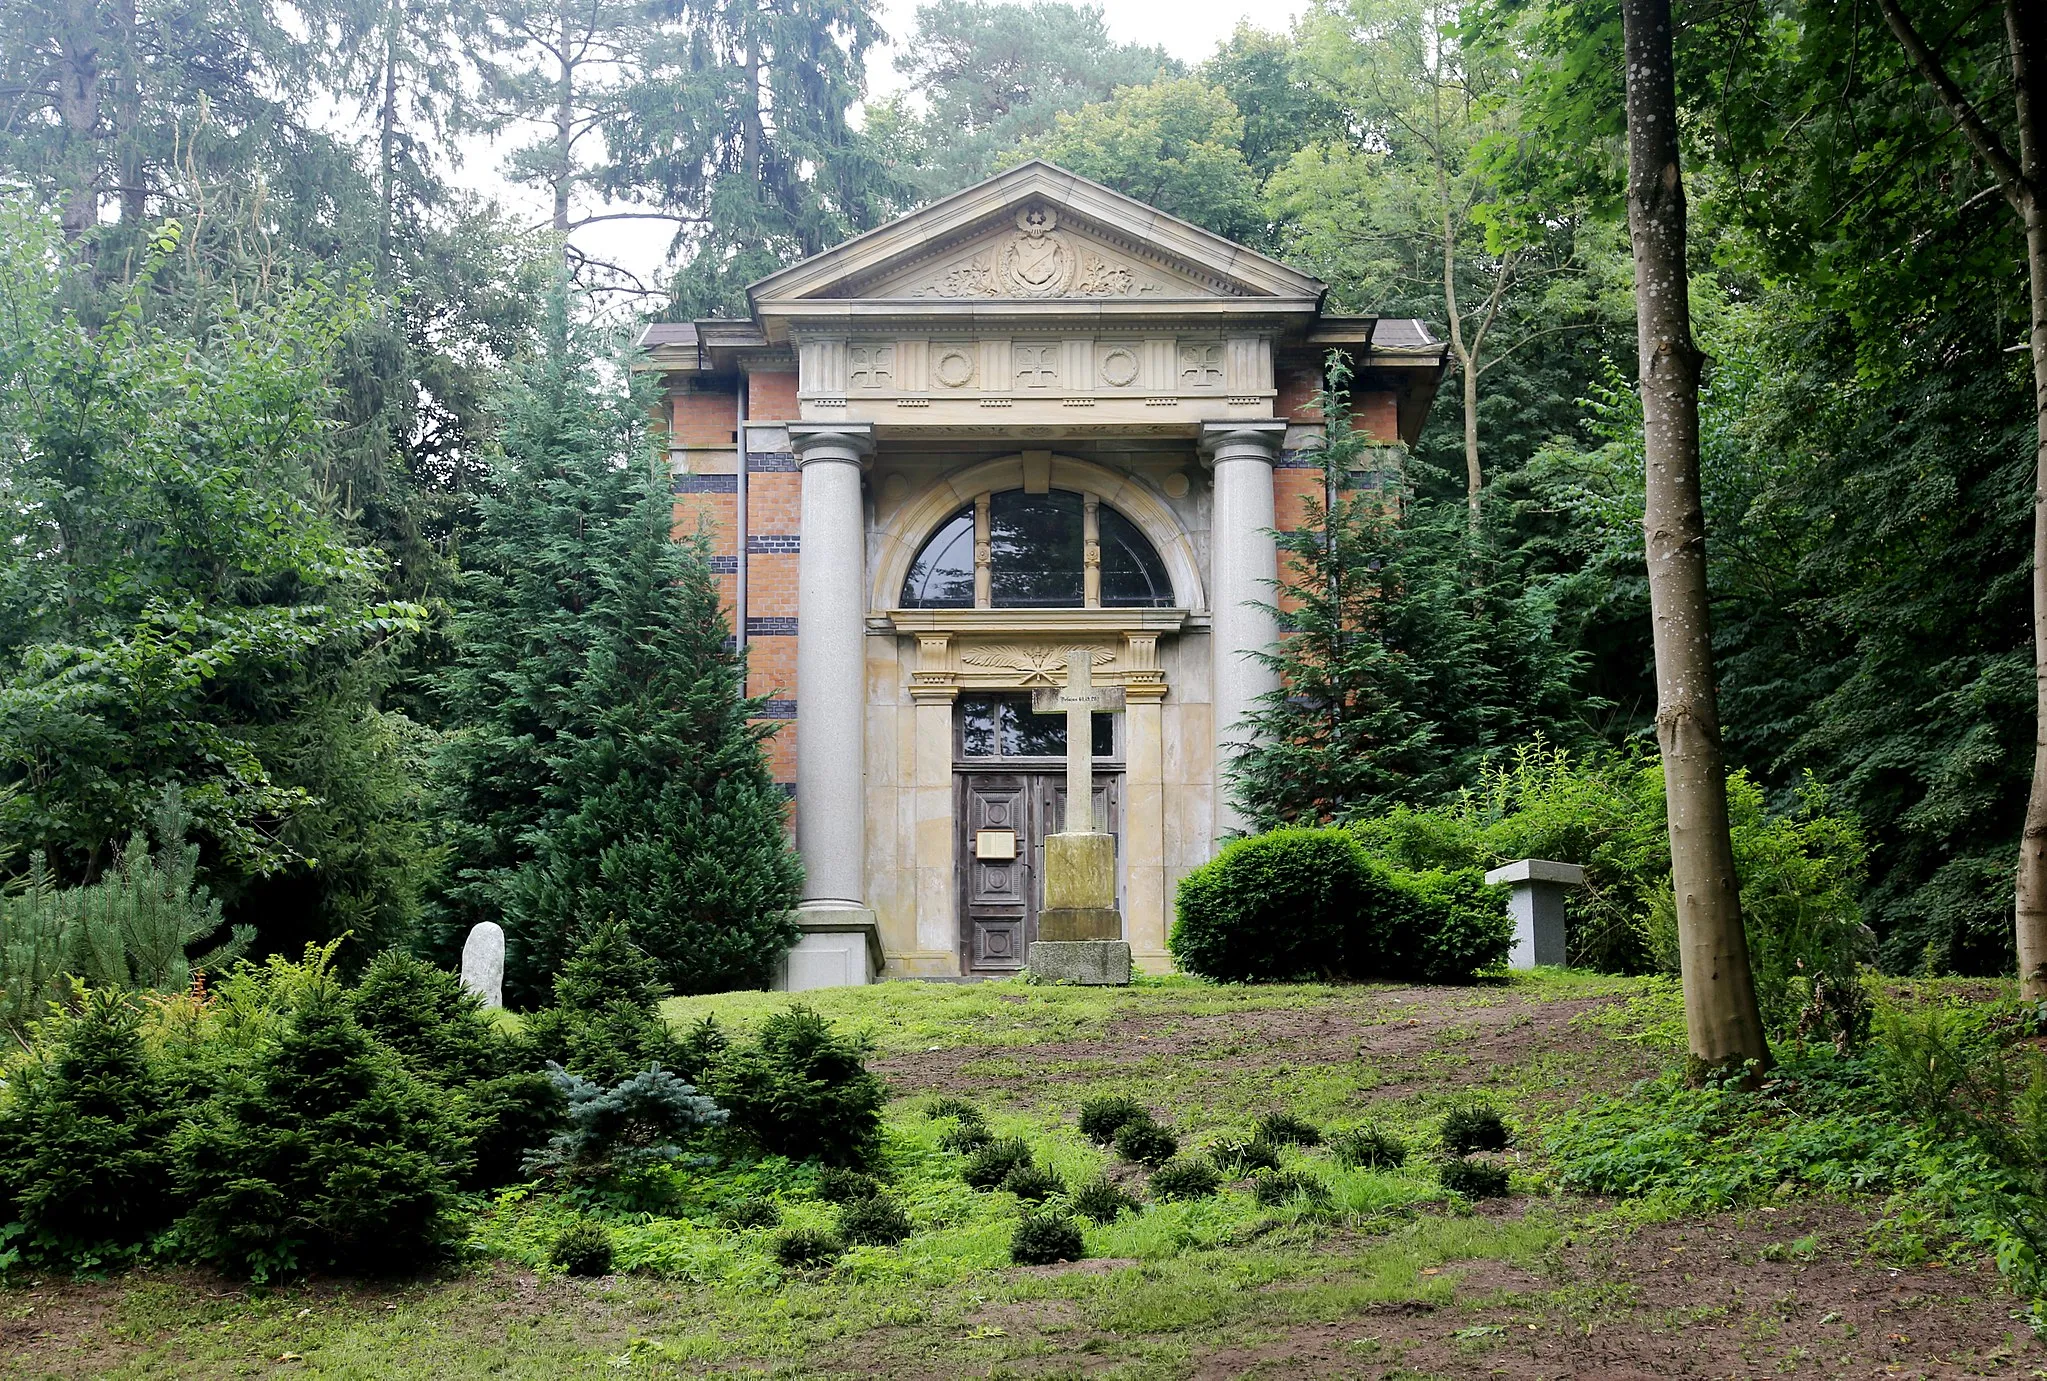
[899, 488, 1174, 610]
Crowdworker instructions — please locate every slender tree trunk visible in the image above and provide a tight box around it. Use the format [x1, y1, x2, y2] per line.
[379, 0, 402, 268]
[552, 0, 573, 233]
[1622, 0, 1770, 1078]
[55, 0, 102, 240]
[2008, 0, 2047, 996]
[742, 24, 763, 186]
[113, 0, 143, 227]
[1876, 0, 2046, 992]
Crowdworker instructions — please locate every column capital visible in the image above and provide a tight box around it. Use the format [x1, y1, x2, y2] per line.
[790, 422, 876, 468]
[1198, 420, 1286, 468]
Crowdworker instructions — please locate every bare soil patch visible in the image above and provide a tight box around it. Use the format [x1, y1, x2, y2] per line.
[1187, 1201, 2038, 1379]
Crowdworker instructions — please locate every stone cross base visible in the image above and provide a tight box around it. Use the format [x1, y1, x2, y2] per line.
[1039, 906, 1122, 941]
[1028, 939, 1132, 986]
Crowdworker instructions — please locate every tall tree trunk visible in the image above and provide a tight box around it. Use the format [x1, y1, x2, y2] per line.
[742, 24, 763, 187]
[1622, 0, 1770, 1077]
[552, 0, 573, 233]
[1876, 0, 2046, 993]
[55, 0, 102, 241]
[113, 0, 143, 227]
[379, 0, 402, 268]
[2008, 0, 2047, 996]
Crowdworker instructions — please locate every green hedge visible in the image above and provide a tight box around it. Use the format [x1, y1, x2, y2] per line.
[1169, 828, 1510, 984]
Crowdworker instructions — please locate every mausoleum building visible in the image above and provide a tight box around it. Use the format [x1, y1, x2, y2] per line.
[637, 161, 1445, 987]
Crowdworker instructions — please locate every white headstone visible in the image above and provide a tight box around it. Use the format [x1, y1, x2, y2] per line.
[460, 921, 505, 1009]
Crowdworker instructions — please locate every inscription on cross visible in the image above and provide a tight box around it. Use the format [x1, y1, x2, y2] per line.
[1031, 649, 1125, 831]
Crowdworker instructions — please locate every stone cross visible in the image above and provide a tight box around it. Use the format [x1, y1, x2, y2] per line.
[460, 921, 505, 1009]
[1062, 649, 1095, 830]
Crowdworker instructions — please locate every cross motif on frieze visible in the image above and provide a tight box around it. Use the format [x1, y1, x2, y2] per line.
[1014, 345, 1057, 388]
[849, 345, 894, 388]
[1179, 344, 1224, 389]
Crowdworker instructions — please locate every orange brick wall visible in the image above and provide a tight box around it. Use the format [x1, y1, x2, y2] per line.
[1277, 362, 1324, 421]
[1356, 391, 1398, 443]
[672, 387, 739, 447]
[750, 370, 799, 419]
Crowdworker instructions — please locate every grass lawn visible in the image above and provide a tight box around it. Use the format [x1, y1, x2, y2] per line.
[4, 972, 2037, 1379]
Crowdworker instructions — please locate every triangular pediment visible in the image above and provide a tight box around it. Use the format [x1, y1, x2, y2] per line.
[748, 161, 1326, 308]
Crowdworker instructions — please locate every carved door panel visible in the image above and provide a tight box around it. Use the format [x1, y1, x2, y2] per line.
[960, 775, 1030, 973]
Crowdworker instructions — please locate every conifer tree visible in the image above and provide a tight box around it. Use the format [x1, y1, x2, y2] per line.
[433, 287, 801, 1003]
[1229, 358, 1585, 828]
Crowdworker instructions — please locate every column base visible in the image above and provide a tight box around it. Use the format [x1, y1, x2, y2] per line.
[775, 905, 883, 991]
[1027, 940, 1133, 986]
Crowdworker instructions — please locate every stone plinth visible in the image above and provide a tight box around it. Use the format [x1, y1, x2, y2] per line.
[774, 906, 883, 991]
[1482, 858, 1584, 970]
[1044, 832, 1116, 908]
[1028, 940, 1133, 986]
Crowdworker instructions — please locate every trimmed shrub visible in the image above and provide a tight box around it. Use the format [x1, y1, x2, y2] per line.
[718, 1195, 782, 1230]
[1001, 1164, 1065, 1202]
[1078, 1094, 1150, 1145]
[1383, 867, 1514, 983]
[461, 1070, 567, 1190]
[938, 1121, 994, 1153]
[1149, 1156, 1221, 1200]
[522, 925, 680, 1087]
[171, 986, 467, 1280]
[1010, 1211, 1085, 1265]
[770, 1227, 843, 1268]
[1439, 1156, 1511, 1199]
[1331, 1127, 1408, 1170]
[0, 990, 180, 1269]
[1069, 1176, 1136, 1224]
[816, 1167, 885, 1203]
[1170, 829, 1374, 982]
[523, 1064, 725, 1185]
[1252, 1168, 1330, 1208]
[962, 1137, 1034, 1190]
[1254, 1112, 1321, 1147]
[1208, 1136, 1281, 1176]
[1113, 1118, 1178, 1166]
[925, 1097, 985, 1125]
[349, 949, 506, 1083]
[1441, 1104, 1512, 1155]
[836, 1194, 913, 1246]
[707, 1007, 886, 1167]
[549, 1219, 614, 1276]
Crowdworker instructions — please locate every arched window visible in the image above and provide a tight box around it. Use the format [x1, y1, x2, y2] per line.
[899, 488, 1174, 610]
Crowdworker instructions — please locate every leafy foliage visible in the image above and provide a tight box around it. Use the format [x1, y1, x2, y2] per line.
[1254, 1111, 1321, 1147]
[1068, 1176, 1136, 1224]
[548, 1219, 614, 1276]
[431, 294, 800, 1003]
[1331, 1128, 1408, 1171]
[170, 983, 468, 1280]
[1208, 1135, 1282, 1176]
[769, 1227, 843, 1268]
[1440, 1104, 1511, 1155]
[522, 924, 682, 1086]
[1438, 1157, 1510, 1199]
[0, 991, 179, 1270]
[835, 1194, 913, 1246]
[1112, 1119, 1178, 1167]
[1077, 1094, 1150, 1145]
[962, 1138, 1035, 1190]
[703, 1006, 886, 1167]
[1147, 1156, 1221, 1200]
[999, 1164, 1064, 1202]
[524, 1064, 725, 1186]
[815, 1167, 885, 1204]
[1251, 1168, 1330, 1208]
[349, 949, 507, 1083]
[1008, 1210, 1085, 1265]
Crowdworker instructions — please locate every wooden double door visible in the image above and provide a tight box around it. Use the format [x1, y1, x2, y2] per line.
[957, 771, 1120, 975]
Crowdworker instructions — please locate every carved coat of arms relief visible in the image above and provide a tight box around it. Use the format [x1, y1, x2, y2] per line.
[911, 206, 1161, 300]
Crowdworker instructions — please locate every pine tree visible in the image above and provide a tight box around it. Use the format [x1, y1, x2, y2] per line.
[433, 286, 801, 1003]
[1230, 358, 1586, 828]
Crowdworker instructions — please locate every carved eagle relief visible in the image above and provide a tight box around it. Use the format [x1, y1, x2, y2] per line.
[958, 645, 1117, 684]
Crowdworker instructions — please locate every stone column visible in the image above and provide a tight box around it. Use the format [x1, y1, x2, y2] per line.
[788, 424, 877, 971]
[1201, 421, 1287, 843]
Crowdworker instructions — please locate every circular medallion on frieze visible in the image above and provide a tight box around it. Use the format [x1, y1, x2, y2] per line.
[933, 348, 975, 388]
[1099, 347, 1140, 388]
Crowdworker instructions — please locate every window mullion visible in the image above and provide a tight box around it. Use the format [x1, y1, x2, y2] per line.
[1083, 493, 1101, 608]
[973, 492, 991, 609]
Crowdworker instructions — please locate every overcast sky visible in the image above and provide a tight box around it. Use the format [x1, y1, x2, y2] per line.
[455, 0, 1314, 295]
